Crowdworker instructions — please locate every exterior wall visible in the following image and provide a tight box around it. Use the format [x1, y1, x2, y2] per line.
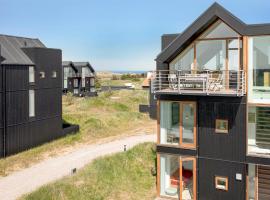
[157, 94, 247, 199]
[158, 94, 246, 162]
[2, 47, 63, 157]
[198, 158, 246, 200]
[198, 97, 246, 162]
[149, 81, 157, 119]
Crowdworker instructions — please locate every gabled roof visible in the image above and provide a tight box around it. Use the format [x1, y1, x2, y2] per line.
[0, 34, 45, 65]
[62, 61, 78, 73]
[157, 2, 270, 63]
[73, 62, 95, 73]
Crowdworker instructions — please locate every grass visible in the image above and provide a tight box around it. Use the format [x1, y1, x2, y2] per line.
[20, 143, 157, 200]
[0, 79, 155, 176]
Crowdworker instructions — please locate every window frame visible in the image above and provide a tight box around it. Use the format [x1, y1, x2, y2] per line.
[39, 71, 45, 79]
[158, 100, 197, 149]
[215, 119, 229, 134]
[52, 71, 57, 78]
[215, 176, 228, 191]
[29, 66, 35, 84]
[29, 89, 35, 118]
[157, 154, 197, 200]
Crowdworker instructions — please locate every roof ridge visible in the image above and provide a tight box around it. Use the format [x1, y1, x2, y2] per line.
[0, 34, 39, 41]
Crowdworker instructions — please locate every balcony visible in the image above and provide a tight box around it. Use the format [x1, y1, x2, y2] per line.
[151, 70, 246, 96]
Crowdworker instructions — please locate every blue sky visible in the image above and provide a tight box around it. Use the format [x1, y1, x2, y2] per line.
[1, 0, 270, 71]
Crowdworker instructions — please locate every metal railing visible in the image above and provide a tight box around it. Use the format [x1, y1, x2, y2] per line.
[151, 70, 246, 96]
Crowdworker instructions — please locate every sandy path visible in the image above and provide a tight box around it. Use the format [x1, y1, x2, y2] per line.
[0, 134, 156, 200]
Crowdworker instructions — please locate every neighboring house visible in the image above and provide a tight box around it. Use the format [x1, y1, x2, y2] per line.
[0, 34, 78, 157]
[153, 3, 270, 200]
[62, 61, 97, 96]
[139, 72, 157, 119]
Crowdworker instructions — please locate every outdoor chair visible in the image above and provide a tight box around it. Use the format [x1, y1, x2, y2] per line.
[208, 74, 223, 92]
[168, 74, 178, 90]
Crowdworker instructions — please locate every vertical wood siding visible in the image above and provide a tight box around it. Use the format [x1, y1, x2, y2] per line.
[198, 158, 246, 200]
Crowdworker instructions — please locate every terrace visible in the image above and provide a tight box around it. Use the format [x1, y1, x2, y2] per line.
[151, 69, 246, 96]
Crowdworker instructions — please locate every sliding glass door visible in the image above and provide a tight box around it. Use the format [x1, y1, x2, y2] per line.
[159, 101, 197, 149]
[181, 102, 196, 148]
[159, 154, 197, 199]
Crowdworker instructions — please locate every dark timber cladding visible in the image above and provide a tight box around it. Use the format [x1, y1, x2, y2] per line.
[0, 34, 63, 157]
[158, 95, 246, 162]
[153, 2, 270, 200]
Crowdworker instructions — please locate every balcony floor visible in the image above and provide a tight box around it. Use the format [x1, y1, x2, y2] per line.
[155, 88, 245, 97]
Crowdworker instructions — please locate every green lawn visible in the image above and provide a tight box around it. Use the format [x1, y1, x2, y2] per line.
[0, 79, 155, 176]
[20, 143, 157, 200]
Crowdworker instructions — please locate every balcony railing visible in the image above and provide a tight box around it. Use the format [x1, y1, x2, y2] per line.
[151, 70, 246, 96]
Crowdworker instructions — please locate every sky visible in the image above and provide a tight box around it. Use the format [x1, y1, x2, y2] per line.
[1, 0, 270, 71]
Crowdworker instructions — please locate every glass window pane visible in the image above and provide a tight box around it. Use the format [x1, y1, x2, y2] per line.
[182, 160, 194, 200]
[160, 154, 179, 198]
[170, 45, 194, 71]
[29, 66, 35, 83]
[182, 103, 195, 144]
[90, 78, 95, 86]
[29, 90, 35, 117]
[74, 79, 79, 87]
[199, 20, 239, 39]
[64, 80, 67, 88]
[215, 119, 228, 134]
[248, 106, 270, 155]
[196, 40, 226, 71]
[248, 36, 270, 103]
[248, 164, 256, 200]
[160, 102, 180, 145]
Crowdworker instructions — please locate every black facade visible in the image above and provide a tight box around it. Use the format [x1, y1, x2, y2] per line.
[0, 35, 76, 157]
[62, 61, 97, 97]
[155, 2, 270, 200]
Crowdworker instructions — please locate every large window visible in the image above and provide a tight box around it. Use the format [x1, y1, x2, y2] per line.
[170, 45, 194, 71]
[169, 20, 241, 73]
[29, 66, 35, 83]
[199, 20, 239, 39]
[160, 102, 180, 145]
[29, 90, 35, 117]
[159, 101, 196, 148]
[196, 40, 226, 71]
[159, 154, 196, 199]
[248, 106, 270, 155]
[247, 164, 270, 200]
[248, 36, 270, 103]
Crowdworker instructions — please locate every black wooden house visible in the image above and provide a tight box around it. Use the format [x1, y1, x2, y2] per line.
[0, 34, 77, 157]
[154, 3, 270, 200]
[62, 61, 96, 96]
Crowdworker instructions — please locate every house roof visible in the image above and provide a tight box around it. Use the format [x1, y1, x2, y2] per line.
[62, 61, 78, 73]
[142, 78, 150, 88]
[0, 34, 45, 65]
[156, 2, 270, 63]
[73, 62, 95, 73]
